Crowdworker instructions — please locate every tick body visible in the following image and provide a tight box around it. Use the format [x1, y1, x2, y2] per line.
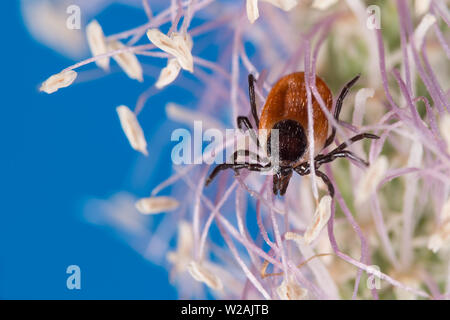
[258, 72, 332, 167]
[205, 72, 379, 196]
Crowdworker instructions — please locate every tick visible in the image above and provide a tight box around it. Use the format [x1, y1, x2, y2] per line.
[205, 72, 379, 196]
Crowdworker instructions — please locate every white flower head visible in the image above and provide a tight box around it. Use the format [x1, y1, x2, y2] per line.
[413, 13, 436, 50]
[284, 196, 331, 246]
[428, 234, 444, 254]
[285, 231, 303, 242]
[86, 20, 110, 71]
[303, 195, 332, 245]
[276, 277, 308, 300]
[312, 0, 338, 10]
[108, 40, 143, 82]
[116, 105, 148, 155]
[415, 0, 431, 16]
[428, 198, 450, 253]
[135, 196, 179, 215]
[247, 0, 298, 24]
[355, 156, 388, 205]
[187, 261, 223, 291]
[262, 0, 298, 11]
[156, 58, 182, 89]
[147, 29, 194, 72]
[246, 0, 260, 24]
[40, 70, 77, 94]
[167, 221, 194, 275]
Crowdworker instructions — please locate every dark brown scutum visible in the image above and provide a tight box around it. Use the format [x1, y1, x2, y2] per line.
[267, 119, 307, 164]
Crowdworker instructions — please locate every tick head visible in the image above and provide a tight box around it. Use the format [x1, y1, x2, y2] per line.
[267, 119, 307, 167]
[273, 167, 293, 196]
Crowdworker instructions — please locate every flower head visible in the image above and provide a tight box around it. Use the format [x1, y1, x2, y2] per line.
[39, 0, 450, 301]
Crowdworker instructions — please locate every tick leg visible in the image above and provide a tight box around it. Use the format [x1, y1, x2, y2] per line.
[205, 162, 271, 186]
[206, 164, 245, 186]
[315, 150, 369, 168]
[293, 165, 334, 196]
[237, 115, 260, 151]
[237, 116, 253, 130]
[324, 74, 361, 148]
[334, 74, 361, 123]
[296, 149, 368, 177]
[315, 170, 335, 197]
[248, 74, 260, 128]
[232, 149, 268, 164]
[332, 132, 379, 153]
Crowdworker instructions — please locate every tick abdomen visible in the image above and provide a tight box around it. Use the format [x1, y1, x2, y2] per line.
[258, 72, 333, 165]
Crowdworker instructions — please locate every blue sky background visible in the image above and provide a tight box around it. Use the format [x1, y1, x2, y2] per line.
[0, 1, 193, 299]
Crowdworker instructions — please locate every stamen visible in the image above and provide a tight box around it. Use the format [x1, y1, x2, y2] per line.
[116, 105, 148, 155]
[40, 70, 77, 94]
[187, 261, 223, 291]
[135, 196, 179, 214]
